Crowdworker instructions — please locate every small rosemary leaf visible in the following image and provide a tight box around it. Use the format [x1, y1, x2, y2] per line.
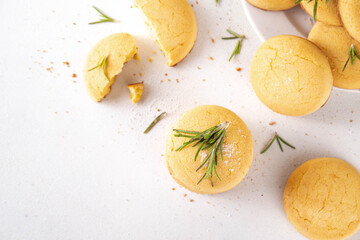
[221, 37, 239, 40]
[276, 136, 284, 152]
[260, 135, 276, 154]
[214, 165, 221, 181]
[343, 44, 360, 72]
[89, 6, 116, 25]
[194, 141, 207, 162]
[313, 0, 319, 22]
[88, 54, 110, 81]
[144, 112, 167, 134]
[196, 155, 210, 172]
[277, 136, 296, 149]
[226, 29, 245, 39]
[229, 40, 241, 62]
[102, 55, 110, 81]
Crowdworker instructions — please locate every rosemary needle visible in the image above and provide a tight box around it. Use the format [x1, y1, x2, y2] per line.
[261, 133, 295, 154]
[229, 40, 242, 62]
[174, 121, 231, 186]
[88, 54, 110, 81]
[89, 6, 116, 25]
[144, 112, 167, 134]
[343, 44, 360, 72]
[222, 29, 245, 62]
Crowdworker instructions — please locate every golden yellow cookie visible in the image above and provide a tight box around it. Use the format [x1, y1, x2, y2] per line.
[84, 33, 137, 102]
[301, 0, 341, 26]
[246, 0, 297, 11]
[250, 35, 333, 116]
[338, 0, 360, 42]
[165, 105, 253, 194]
[284, 158, 360, 240]
[309, 22, 360, 89]
[133, 0, 197, 67]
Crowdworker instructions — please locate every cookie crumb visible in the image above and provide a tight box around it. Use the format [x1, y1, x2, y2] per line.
[172, 188, 175, 191]
[63, 61, 70, 67]
[236, 67, 242, 72]
[72, 73, 77, 78]
[190, 199, 194, 203]
[209, 56, 214, 61]
[269, 122, 276, 126]
[211, 38, 215, 43]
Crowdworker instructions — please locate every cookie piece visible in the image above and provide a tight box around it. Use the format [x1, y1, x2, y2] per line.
[309, 22, 360, 89]
[165, 105, 253, 194]
[250, 35, 333, 116]
[133, 0, 197, 66]
[284, 158, 360, 240]
[338, 0, 360, 42]
[84, 33, 137, 102]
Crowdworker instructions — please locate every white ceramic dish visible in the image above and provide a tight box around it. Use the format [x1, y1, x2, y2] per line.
[241, 0, 313, 41]
[241, 0, 360, 93]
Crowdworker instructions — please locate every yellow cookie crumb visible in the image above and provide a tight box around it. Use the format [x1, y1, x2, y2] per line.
[128, 82, 144, 104]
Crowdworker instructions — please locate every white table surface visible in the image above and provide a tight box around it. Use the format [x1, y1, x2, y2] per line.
[1, 1, 359, 239]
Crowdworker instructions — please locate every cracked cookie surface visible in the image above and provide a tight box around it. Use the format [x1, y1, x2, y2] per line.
[250, 35, 333, 116]
[284, 158, 360, 240]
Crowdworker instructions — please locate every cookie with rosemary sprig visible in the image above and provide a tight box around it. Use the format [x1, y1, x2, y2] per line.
[300, 0, 341, 26]
[309, 22, 360, 89]
[84, 33, 137, 102]
[165, 105, 253, 194]
[246, 0, 297, 11]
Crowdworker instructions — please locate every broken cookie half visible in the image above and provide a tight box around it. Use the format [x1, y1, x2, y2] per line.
[133, 0, 197, 66]
[84, 33, 137, 102]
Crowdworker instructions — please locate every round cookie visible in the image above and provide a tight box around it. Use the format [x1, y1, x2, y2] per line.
[133, 0, 197, 67]
[246, 0, 297, 11]
[309, 22, 360, 89]
[84, 33, 137, 102]
[338, 0, 360, 42]
[165, 105, 253, 194]
[250, 35, 333, 116]
[284, 158, 360, 240]
[301, 0, 341, 26]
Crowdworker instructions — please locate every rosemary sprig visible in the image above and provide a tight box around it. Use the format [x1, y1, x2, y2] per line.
[174, 121, 231, 186]
[295, 0, 329, 22]
[222, 29, 245, 62]
[89, 6, 116, 25]
[144, 112, 167, 134]
[261, 133, 295, 154]
[88, 54, 110, 81]
[343, 44, 360, 72]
